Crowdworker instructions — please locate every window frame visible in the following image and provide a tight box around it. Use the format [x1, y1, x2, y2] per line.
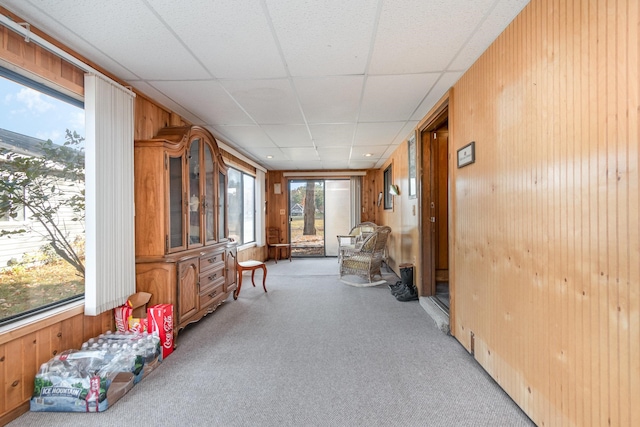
[227, 167, 256, 246]
[0, 67, 86, 326]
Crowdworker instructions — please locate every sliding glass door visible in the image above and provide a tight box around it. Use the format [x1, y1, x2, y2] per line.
[289, 180, 324, 256]
[288, 179, 350, 257]
[324, 180, 351, 256]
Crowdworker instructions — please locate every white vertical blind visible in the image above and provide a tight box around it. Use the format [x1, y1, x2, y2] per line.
[255, 169, 266, 246]
[350, 176, 362, 227]
[84, 74, 136, 316]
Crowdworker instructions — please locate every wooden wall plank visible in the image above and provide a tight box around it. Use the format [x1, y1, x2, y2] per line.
[451, 0, 639, 425]
[21, 333, 37, 402]
[0, 343, 5, 414]
[627, 1, 640, 425]
[4, 340, 23, 411]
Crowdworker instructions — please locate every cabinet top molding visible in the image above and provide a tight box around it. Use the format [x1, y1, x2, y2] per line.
[140, 125, 228, 172]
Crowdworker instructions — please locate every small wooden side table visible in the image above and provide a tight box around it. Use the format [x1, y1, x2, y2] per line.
[234, 260, 267, 299]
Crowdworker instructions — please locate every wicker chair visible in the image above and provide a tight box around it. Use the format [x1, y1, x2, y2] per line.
[339, 226, 391, 282]
[336, 222, 377, 262]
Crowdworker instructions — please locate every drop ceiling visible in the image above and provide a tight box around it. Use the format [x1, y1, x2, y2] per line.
[0, 0, 529, 171]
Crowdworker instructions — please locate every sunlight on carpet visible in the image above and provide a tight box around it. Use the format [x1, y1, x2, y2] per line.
[340, 271, 398, 287]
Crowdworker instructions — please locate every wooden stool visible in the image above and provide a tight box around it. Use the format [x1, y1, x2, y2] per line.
[234, 260, 267, 300]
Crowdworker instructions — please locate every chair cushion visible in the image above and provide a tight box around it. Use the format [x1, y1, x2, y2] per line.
[361, 235, 376, 251]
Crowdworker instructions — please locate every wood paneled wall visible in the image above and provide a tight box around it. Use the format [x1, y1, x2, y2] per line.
[374, 144, 421, 278]
[0, 20, 117, 423]
[265, 171, 289, 251]
[0, 13, 190, 422]
[450, 0, 639, 425]
[0, 24, 84, 97]
[0, 306, 114, 424]
[361, 169, 380, 224]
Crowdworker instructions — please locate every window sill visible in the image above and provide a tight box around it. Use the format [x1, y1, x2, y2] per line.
[0, 300, 84, 345]
[238, 242, 257, 251]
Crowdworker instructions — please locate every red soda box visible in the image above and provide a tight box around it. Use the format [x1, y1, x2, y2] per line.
[128, 316, 148, 333]
[113, 305, 132, 333]
[148, 304, 174, 360]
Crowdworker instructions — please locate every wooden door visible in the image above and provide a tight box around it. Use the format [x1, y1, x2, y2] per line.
[432, 126, 449, 283]
[420, 111, 450, 297]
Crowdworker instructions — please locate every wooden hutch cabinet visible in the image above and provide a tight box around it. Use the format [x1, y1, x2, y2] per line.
[134, 125, 237, 338]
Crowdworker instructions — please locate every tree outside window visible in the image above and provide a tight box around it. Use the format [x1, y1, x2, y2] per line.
[227, 167, 256, 245]
[0, 72, 85, 324]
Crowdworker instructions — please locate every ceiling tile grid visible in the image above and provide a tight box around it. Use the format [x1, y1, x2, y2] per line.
[265, 0, 379, 77]
[147, 0, 288, 80]
[0, 0, 531, 170]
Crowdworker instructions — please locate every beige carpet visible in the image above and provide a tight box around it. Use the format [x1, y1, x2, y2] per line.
[9, 257, 534, 427]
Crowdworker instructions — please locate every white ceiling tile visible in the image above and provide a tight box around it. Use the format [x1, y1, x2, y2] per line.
[349, 160, 378, 169]
[353, 122, 406, 146]
[221, 79, 304, 124]
[209, 126, 276, 149]
[309, 124, 356, 148]
[321, 160, 351, 169]
[392, 121, 421, 146]
[1, 1, 143, 81]
[22, 0, 209, 80]
[243, 146, 287, 162]
[290, 160, 324, 170]
[130, 81, 201, 125]
[410, 72, 463, 121]
[263, 159, 296, 170]
[317, 146, 351, 161]
[360, 74, 440, 122]
[369, 0, 496, 74]
[1, 0, 529, 171]
[266, 0, 378, 76]
[147, 0, 287, 79]
[294, 76, 364, 123]
[151, 80, 254, 125]
[450, 0, 530, 70]
[382, 144, 402, 158]
[280, 147, 320, 161]
[351, 145, 387, 159]
[262, 125, 313, 148]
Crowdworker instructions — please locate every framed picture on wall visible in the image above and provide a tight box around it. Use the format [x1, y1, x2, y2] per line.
[408, 132, 417, 199]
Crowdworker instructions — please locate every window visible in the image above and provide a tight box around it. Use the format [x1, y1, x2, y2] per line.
[383, 164, 393, 210]
[228, 168, 255, 245]
[0, 70, 85, 325]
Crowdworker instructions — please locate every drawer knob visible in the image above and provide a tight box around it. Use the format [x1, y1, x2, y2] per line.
[208, 273, 217, 281]
[209, 290, 217, 297]
[208, 257, 216, 263]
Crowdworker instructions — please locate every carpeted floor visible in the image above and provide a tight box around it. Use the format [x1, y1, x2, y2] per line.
[9, 258, 534, 427]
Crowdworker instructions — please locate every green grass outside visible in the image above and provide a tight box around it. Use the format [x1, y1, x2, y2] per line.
[0, 261, 84, 321]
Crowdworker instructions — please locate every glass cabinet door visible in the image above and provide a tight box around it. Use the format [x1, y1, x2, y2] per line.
[218, 170, 227, 240]
[204, 143, 216, 244]
[168, 153, 185, 252]
[188, 139, 201, 246]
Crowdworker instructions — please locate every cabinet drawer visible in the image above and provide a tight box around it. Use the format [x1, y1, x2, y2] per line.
[200, 265, 225, 289]
[199, 282, 225, 309]
[200, 250, 225, 273]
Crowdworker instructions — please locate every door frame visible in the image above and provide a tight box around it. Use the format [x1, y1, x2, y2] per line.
[419, 102, 451, 299]
[288, 179, 325, 257]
